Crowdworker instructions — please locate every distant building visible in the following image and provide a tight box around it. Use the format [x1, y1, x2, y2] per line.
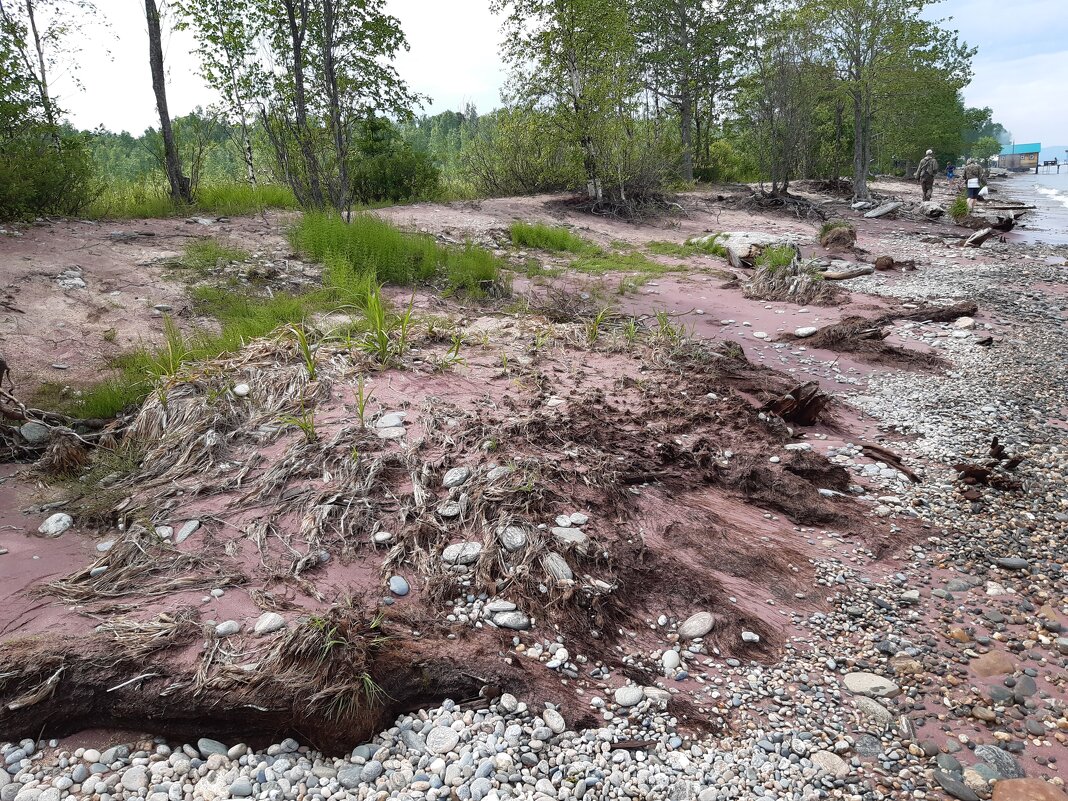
[998, 143, 1041, 172]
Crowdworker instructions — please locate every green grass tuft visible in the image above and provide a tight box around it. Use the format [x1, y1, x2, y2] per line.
[572, 250, 682, 276]
[509, 221, 600, 255]
[291, 212, 504, 297]
[754, 245, 797, 272]
[178, 239, 250, 273]
[818, 219, 855, 239]
[949, 194, 969, 221]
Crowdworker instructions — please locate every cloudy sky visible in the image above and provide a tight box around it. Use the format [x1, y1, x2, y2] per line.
[57, 0, 1066, 147]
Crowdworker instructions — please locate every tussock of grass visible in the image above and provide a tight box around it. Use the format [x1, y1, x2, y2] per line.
[509, 221, 600, 255]
[949, 194, 969, 221]
[178, 239, 250, 273]
[572, 250, 682, 276]
[754, 245, 798, 272]
[818, 219, 854, 239]
[85, 181, 298, 220]
[291, 212, 505, 297]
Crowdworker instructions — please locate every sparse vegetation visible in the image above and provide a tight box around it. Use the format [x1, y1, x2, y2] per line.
[647, 236, 728, 259]
[291, 212, 504, 297]
[572, 250, 679, 276]
[176, 239, 251, 273]
[509, 221, 599, 255]
[949, 194, 969, 221]
[85, 181, 299, 220]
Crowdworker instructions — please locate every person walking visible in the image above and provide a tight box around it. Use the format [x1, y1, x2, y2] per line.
[914, 149, 939, 201]
[963, 158, 984, 212]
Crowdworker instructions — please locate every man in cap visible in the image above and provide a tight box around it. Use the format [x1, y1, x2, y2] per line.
[914, 149, 939, 201]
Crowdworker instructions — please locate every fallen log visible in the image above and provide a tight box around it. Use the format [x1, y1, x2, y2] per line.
[823, 265, 875, 280]
[964, 227, 996, 248]
[894, 301, 978, 323]
[861, 443, 921, 483]
[863, 202, 903, 219]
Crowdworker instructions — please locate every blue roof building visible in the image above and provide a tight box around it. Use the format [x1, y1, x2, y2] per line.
[998, 143, 1041, 171]
[1000, 143, 1041, 156]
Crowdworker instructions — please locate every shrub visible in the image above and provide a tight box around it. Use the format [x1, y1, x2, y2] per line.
[461, 108, 583, 196]
[350, 145, 441, 205]
[0, 128, 98, 220]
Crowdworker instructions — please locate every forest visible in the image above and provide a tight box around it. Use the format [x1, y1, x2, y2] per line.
[1, 0, 1010, 221]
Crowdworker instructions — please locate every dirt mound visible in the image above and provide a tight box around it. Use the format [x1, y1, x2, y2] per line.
[780, 302, 979, 370]
[0, 310, 896, 750]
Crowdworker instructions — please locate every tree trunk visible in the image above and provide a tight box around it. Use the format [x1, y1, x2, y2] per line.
[321, 0, 349, 212]
[679, 96, 694, 182]
[283, 0, 324, 209]
[24, 0, 55, 128]
[851, 94, 868, 200]
[240, 121, 256, 187]
[145, 0, 192, 203]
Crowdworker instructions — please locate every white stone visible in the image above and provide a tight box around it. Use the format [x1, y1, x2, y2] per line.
[614, 685, 644, 707]
[542, 552, 573, 582]
[442, 541, 481, 565]
[174, 520, 200, 544]
[376, 412, 406, 428]
[254, 612, 286, 635]
[662, 650, 681, 671]
[542, 709, 566, 734]
[442, 467, 471, 488]
[214, 620, 240, 637]
[677, 612, 715, 640]
[843, 671, 900, 698]
[38, 513, 73, 537]
[426, 727, 460, 754]
[811, 750, 849, 778]
[498, 525, 527, 552]
[794, 326, 818, 338]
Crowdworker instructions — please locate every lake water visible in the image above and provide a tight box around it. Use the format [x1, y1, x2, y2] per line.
[999, 171, 1068, 246]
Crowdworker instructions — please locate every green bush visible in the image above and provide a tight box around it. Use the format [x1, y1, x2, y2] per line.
[461, 108, 583, 196]
[0, 128, 98, 220]
[350, 145, 441, 205]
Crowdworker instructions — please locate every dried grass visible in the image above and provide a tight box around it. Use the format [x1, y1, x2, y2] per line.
[39, 525, 241, 604]
[94, 608, 200, 659]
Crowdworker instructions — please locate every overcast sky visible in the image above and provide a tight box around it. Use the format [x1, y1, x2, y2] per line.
[57, 0, 1066, 146]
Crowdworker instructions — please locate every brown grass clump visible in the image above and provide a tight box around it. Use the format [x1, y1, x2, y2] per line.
[39, 525, 241, 604]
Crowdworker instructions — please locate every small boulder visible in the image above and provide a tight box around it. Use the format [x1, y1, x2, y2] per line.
[842, 671, 900, 698]
[19, 421, 51, 445]
[38, 513, 73, 537]
[677, 611, 715, 640]
[253, 612, 285, 636]
[442, 541, 481, 565]
[214, 620, 240, 637]
[542, 552, 573, 582]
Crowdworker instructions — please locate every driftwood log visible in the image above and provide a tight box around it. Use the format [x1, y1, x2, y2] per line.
[823, 265, 875, 280]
